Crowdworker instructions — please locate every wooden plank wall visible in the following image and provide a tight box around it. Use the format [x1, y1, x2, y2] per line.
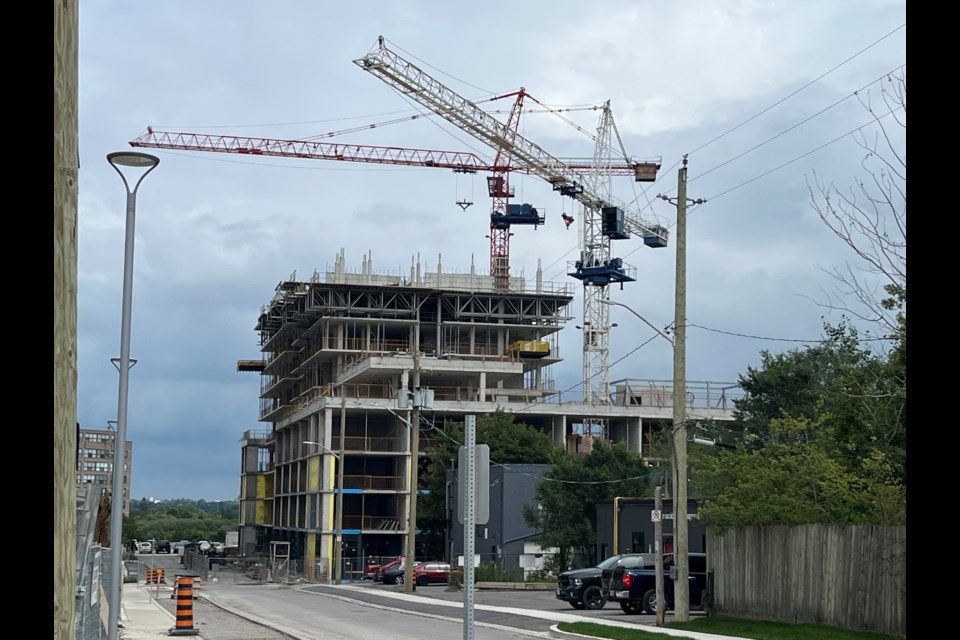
[54, 1, 79, 638]
[708, 524, 906, 637]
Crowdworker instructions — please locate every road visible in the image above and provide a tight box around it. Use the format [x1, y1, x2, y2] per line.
[133, 552, 703, 640]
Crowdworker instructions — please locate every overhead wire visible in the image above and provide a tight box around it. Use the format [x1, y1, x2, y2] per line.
[686, 22, 905, 156]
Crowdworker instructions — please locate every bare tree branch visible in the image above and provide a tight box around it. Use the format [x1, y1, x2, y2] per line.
[806, 69, 905, 339]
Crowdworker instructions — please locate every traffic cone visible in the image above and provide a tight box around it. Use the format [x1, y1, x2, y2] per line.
[168, 577, 199, 635]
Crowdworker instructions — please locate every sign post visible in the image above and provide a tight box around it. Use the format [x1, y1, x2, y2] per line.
[458, 416, 490, 640]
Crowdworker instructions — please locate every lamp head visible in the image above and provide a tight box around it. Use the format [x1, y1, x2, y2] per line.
[107, 152, 159, 168]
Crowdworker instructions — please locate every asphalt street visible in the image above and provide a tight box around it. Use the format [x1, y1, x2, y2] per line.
[128, 554, 731, 640]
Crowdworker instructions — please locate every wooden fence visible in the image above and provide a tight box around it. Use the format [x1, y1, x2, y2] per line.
[707, 524, 906, 637]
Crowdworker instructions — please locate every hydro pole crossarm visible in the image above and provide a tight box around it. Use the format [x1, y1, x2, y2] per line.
[353, 36, 668, 246]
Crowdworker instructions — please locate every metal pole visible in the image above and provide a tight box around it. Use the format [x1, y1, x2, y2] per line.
[672, 157, 690, 621]
[463, 415, 476, 640]
[334, 395, 346, 583]
[404, 326, 421, 592]
[655, 486, 665, 626]
[105, 152, 158, 640]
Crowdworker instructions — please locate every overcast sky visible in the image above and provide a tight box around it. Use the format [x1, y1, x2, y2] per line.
[76, 1, 906, 501]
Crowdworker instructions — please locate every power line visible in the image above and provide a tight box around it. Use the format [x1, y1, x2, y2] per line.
[686, 322, 893, 343]
[702, 106, 903, 202]
[690, 66, 905, 184]
[687, 23, 905, 156]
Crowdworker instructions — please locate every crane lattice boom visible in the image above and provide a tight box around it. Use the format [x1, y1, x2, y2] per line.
[129, 129, 648, 175]
[354, 37, 668, 246]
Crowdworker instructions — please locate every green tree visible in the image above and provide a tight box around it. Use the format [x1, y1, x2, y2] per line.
[697, 317, 906, 533]
[734, 319, 905, 482]
[122, 499, 240, 545]
[523, 441, 650, 570]
[693, 415, 905, 533]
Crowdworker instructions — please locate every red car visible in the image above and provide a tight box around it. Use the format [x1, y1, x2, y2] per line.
[412, 561, 451, 586]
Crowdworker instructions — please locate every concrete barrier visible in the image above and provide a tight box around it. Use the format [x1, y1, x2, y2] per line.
[475, 581, 555, 591]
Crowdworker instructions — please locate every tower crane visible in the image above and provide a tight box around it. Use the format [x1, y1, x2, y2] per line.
[354, 36, 669, 426]
[129, 35, 668, 418]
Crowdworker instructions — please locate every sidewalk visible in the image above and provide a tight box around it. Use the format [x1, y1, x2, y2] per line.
[118, 581, 204, 640]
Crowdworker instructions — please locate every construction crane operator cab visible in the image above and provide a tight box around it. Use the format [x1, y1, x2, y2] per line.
[490, 203, 545, 229]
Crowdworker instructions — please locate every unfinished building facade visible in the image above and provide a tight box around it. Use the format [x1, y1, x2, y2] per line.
[238, 251, 741, 579]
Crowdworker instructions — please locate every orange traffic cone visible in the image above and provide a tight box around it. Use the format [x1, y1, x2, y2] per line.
[168, 577, 199, 635]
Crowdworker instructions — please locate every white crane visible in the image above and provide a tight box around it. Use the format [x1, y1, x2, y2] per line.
[355, 36, 669, 422]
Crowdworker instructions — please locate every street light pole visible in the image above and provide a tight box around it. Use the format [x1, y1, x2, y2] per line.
[105, 151, 159, 640]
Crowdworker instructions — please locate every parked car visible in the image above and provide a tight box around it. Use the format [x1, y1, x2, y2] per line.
[173, 540, 191, 555]
[381, 561, 422, 585]
[556, 553, 654, 610]
[413, 562, 451, 586]
[138, 541, 153, 554]
[212, 542, 225, 555]
[609, 552, 708, 615]
[600, 553, 658, 601]
[372, 556, 405, 582]
[155, 540, 172, 554]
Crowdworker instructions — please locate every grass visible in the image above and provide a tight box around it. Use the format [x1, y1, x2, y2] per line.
[558, 617, 903, 640]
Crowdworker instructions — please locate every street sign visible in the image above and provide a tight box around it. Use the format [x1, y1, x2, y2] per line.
[660, 512, 701, 521]
[458, 443, 490, 524]
[651, 510, 661, 522]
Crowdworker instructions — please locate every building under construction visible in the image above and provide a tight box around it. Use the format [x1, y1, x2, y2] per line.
[237, 251, 740, 579]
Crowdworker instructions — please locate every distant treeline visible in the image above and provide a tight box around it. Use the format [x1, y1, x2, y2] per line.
[123, 498, 239, 544]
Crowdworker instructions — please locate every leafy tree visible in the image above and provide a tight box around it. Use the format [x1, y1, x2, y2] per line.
[523, 441, 650, 570]
[693, 415, 905, 533]
[418, 410, 558, 558]
[734, 319, 905, 482]
[699, 316, 906, 533]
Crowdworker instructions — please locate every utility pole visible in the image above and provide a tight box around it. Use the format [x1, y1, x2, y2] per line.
[658, 155, 705, 622]
[54, 2, 79, 638]
[404, 326, 421, 593]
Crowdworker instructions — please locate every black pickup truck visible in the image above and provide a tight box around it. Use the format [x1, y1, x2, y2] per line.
[556, 553, 650, 610]
[609, 552, 709, 615]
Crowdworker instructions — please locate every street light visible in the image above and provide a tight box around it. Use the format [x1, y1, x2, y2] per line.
[599, 299, 673, 346]
[304, 433, 344, 585]
[105, 151, 159, 640]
